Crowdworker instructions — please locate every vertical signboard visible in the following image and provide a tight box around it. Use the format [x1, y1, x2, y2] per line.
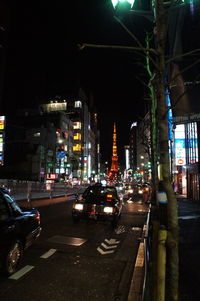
[175, 124, 186, 166]
[0, 116, 5, 165]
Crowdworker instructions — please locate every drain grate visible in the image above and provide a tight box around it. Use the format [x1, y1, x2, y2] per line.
[47, 235, 87, 246]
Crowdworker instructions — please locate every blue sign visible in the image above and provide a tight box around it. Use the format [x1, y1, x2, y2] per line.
[56, 151, 66, 159]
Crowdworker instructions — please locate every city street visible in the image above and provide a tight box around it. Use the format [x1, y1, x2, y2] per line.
[0, 197, 149, 301]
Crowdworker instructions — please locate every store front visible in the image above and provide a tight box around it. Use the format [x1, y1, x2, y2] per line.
[173, 120, 200, 201]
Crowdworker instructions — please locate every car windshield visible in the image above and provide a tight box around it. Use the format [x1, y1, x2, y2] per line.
[4, 193, 22, 213]
[82, 186, 117, 203]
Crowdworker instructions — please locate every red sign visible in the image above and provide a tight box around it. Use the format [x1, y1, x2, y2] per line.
[177, 159, 184, 165]
[46, 173, 58, 179]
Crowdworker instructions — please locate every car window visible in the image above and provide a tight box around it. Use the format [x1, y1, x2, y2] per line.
[0, 196, 9, 221]
[4, 193, 22, 213]
[82, 186, 117, 202]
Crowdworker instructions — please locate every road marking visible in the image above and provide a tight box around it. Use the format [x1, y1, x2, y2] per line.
[40, 248, 57, 259]
[115, 225, 126, 234]
[97, 238, 120, 255]
[47, 235, 87, 246]
[131, 227, 141, 231]
[105, 238, 120, 245]
[97, 247, 115, 255]
[9, 265, 34, 280]
[101, 242, 118, 250]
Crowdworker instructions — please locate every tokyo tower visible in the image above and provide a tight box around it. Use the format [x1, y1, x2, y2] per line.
[109, 122, 119, 178]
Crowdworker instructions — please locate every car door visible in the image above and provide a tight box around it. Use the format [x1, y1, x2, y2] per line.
[0, 195, 16, 255]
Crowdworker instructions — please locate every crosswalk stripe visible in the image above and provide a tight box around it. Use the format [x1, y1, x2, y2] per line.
[40, 249, 57, 259]
[9, 265, 34, 280]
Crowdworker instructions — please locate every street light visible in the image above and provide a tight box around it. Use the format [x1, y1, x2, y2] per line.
[111, 0, 135, 8]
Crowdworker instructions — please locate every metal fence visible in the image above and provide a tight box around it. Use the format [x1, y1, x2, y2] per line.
[0, 179, 87, 201]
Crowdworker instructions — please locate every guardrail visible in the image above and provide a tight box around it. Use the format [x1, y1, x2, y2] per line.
[0, 180, 88, 201]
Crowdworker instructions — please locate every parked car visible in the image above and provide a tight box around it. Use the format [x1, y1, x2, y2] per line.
[72, 183, 122, 227]
[0, 188, 41, 276]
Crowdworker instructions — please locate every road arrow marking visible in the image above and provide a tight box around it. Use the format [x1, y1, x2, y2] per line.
[101, 242, 118, 249]
[97, 247, 115, 255]
[105, 238, 120, 245]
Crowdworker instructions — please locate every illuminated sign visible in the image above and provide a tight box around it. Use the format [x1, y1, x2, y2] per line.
[46, 173, 58, 179]
[175, 138, 186, 165]
[43, 102, 67, 112]
[0, 116, 5, 165]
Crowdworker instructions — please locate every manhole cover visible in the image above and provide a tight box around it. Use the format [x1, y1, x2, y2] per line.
[47, 235, 87, 246]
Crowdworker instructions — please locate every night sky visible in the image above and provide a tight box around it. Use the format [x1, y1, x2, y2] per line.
[2, 0, 151, 166]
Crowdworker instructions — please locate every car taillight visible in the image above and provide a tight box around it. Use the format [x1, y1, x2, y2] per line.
[90, 204, 96, 214]
[36, 212, 40, 224]
[106, 194, 113, 201]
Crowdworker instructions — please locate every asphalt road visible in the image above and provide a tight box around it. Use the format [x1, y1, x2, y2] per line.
[0, 198, 149, 301]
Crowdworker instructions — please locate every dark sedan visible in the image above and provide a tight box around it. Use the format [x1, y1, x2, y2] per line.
[72, 184, 122, 227]
[0, 188, 41, 276]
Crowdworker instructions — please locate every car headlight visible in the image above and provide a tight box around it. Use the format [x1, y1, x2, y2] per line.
[138, 190, 143, 194]
[103, 207, 114, 214]
[74, 203, 83, 210]
[128, 189, 133, 193]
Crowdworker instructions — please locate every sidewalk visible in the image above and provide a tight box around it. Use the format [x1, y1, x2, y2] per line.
[178, 196, 200, 301]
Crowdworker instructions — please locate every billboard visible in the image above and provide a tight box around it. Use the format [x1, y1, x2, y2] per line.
[174, 124, 186, 166]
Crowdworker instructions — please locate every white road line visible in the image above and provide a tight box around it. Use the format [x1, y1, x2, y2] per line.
[40, 248, 57, 259]
[9, 265, 34, 280]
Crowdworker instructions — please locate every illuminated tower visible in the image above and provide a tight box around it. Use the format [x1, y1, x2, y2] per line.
[110, 122, 119, 176]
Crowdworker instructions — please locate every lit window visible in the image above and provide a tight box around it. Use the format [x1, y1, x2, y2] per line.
[73, 144, 81, 151]
[75, 101, 82, 108]
[73, 122, 81, 129]
[74, 133, 81, 140]
[34, 132, 40, 137]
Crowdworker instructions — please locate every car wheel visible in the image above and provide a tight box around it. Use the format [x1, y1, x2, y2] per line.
[4, 240, 23, 276]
